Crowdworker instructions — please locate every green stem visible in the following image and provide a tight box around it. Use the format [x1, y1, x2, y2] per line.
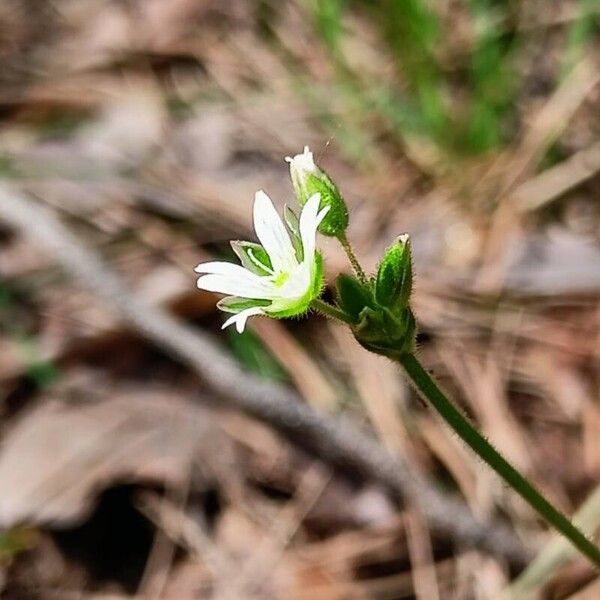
[310, 298, 355, 325]
[338, 232, 367, 284]
[398, 352, 600, 570]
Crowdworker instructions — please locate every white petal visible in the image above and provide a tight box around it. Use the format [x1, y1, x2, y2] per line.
[278, 262, 311, 299]
[195, 261, 260, 276]
[316, 205, 330, 227]
[196, 260, 276, 297]
[222, 307, 265, 333]
[253, 190, 297, 272]
[197, 273, 276, 299]
[285, 146, 316, 172]
[299, 193, 329, 264]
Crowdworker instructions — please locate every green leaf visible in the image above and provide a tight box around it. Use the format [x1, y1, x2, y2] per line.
[0, 527, 32, 559]
[227, 328, 288, 382]
[335, 273, 373, 321]
[230, 241, 273, 276]
[27, 360, 59, 388]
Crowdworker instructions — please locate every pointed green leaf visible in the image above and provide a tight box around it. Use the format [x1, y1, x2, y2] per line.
[227, 329, 288, 382]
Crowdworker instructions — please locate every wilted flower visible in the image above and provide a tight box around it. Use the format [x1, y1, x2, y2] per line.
[195, 190, 329, 333]
[285, 146, 348, 237]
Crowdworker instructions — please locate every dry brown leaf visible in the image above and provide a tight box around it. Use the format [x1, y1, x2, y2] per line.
[0, 390, 224, 528]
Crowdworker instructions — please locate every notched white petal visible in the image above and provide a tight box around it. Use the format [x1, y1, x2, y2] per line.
[285, 146, 316, 172]
[197, 273, 276, 299]
[222, 307, 265, 333]
[253, 190, 297, 272]
[194, 261, 261, 277]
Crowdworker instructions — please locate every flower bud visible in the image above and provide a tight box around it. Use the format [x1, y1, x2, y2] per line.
[374, 234, 412, 311]
[285, 146, 348, 237]
[335, 273, 374, 323]
[353, 304, 417, 359]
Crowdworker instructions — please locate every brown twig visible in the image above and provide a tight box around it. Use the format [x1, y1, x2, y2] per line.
[0, 185, 532, 564]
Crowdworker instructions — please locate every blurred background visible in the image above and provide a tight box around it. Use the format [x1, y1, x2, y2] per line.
[0, 1, 599, 598]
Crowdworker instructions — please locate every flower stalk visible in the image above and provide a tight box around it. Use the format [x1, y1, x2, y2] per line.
[337, 232, 367, 284]
[398, 353, 600, 570]
[310, 298, 356, 324]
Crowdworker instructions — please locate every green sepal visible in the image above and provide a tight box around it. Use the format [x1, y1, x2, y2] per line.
[303, 173, 349, 237]
[335, 273, 374, 322]
[284, 205, 303, 261]
[231, 241, 272, 276]
[217, 296, 272, 314]
[374, 235, 412, 310]
[352, 306, 417, 359]
[311, 252, 325, 298]
[284, 205, 300, 237]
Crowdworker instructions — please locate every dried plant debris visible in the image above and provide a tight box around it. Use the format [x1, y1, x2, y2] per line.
[0, 390, 228, 528]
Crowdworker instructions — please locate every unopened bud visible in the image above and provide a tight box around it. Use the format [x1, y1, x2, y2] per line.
[285, 146, 348, 237]
[374, 234, 412, 311]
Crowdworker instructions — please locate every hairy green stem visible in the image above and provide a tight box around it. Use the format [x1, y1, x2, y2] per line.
[338, 232, 367, 284]
[311, 298, 355, 324]
[398, 352, 600, 570]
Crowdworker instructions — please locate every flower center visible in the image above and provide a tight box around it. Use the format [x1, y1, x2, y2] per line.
[273, 271, 290, 287]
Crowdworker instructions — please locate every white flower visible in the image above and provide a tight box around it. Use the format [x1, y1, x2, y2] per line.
[195, 190, 329, 333]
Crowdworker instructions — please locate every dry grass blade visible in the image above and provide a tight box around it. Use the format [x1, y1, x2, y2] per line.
[230, 463, 331, 597]
[513, 141, 600, 213]
[330, 323, 410, 454]
[137, 491, 240, 600]
[416, 416, 483, 516]
[497, 485, 600, 599]
[252, 318, 339, 411]
[441, 349, 531, 471]
[481, 56, 600, 201]
[404, 509, 441, 600]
